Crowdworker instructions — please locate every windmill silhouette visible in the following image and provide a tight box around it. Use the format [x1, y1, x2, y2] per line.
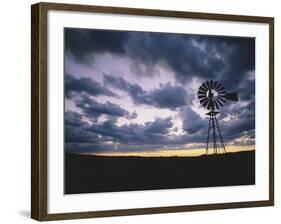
[197, 80, 239, 155]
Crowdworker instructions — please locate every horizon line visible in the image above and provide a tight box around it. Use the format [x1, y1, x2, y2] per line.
[74, 145, 255, 158]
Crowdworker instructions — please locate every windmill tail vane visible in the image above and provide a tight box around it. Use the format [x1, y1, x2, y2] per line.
[197, 80, 239, 155]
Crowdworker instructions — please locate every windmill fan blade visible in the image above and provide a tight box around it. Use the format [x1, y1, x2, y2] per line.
[213, 81, 218, 89]
[198, 90, 206, 95]
[214, 101, 219, 109]
[202, 82, 208, 90]
[200, 98, 208, 105]
[202, 99, 209, 107]
[224, 91, 239, 101]
[198, 94, 206, 100]
[199, 85, 207, 92]
[217, 96, 226, 103]
[216, 98, 224, 107]
[217, 86, 224, 92]
[206, 81, 211, 90]
[215, 83, 221, 91]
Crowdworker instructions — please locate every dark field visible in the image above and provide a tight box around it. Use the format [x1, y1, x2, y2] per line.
[65, 150, 255, 194]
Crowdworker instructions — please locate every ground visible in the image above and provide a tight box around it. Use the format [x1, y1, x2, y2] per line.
[65, 150, 255, 194]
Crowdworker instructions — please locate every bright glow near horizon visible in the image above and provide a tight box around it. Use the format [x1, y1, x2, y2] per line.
[83, 145, 255, 157]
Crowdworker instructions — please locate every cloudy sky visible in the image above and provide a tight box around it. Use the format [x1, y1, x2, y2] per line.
[64, 28, 255, 156]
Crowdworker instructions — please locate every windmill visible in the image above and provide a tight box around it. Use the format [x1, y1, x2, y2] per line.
[197, 80, 239, 155]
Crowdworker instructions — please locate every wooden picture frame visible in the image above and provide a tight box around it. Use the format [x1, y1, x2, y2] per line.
[31, 2, 274, 221]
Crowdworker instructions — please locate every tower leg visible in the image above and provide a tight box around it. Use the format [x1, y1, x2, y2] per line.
[211, 114, 218, 154]
[214, 116, 226, 153]
[206, 117, 211, 155]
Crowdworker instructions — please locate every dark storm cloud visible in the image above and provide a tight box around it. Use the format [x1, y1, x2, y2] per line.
[65, 28, 128, 61]
[180, 131, 207, 145]
[147, 83, 188, 109]
[65, 74, 116, 98]
[65, 111, 99, 144]
[66, 142, 169, 154]
[220, 103, 255, 138]
[64, 105, 253, 153]
[209, 37, 255, 89]
[236, 73, 255, 101]
[65, 28, 254, 88]
[104, 74, 187, 109]
[64, 112, 174, 152]
[181, 107, 205, 134]
[128, 33, 255, 139]
[65, 125, 98, 144]
[125, 33, 225, 81]
[65, 110, 86, 127]
[65, 143, 114, 154]
[87, 117, 173, 144]
[143, 117, 173, 134]
[74, 94, 134, 119]
[64, 107, 212, 153]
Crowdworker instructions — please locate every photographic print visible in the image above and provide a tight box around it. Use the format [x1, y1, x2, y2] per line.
[64, 28, 255, 194]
